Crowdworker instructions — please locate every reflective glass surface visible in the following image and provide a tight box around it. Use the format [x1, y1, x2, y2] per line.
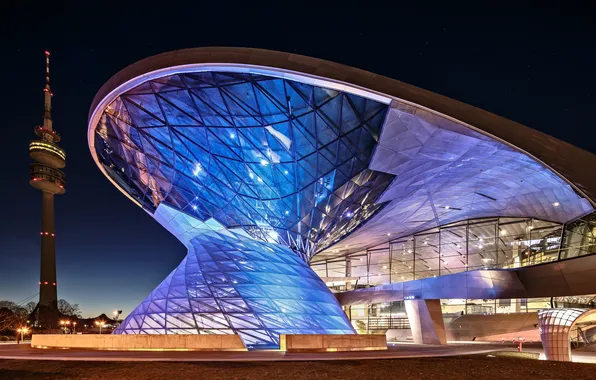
[114, 205, 354, 349]
[313, 216, 581, 288]
[93, 71, 391, 259]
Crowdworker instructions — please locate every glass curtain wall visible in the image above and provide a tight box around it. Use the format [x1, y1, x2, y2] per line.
[311, 216, 587, 289]
[312, 213, 596, 334]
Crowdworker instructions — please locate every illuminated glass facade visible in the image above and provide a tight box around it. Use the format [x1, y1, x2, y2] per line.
[314, 101, 594, 257]
[115, 206, 353, 349]
[312, 213, 596, 288]
[94, 71, 392, 260]
[314, 213, 596, 333]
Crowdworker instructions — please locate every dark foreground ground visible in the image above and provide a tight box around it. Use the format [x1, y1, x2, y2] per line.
[0, 354, 593, 380]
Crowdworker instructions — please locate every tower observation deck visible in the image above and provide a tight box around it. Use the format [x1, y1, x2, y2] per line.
[29, 51, 66, 329]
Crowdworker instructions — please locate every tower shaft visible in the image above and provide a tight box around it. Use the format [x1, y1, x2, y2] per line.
[38, 190, 58, 327]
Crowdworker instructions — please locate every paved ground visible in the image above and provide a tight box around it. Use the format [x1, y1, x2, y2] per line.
[0, 354, 594, 379]
[0, 342, 518, 362]
[2, 342, 596, 363]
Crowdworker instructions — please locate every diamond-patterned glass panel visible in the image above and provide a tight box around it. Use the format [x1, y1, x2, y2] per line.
[114, 220, 354, 349]
[94, 72, 392, 259]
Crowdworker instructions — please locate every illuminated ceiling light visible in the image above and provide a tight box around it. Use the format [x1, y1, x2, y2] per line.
[444, 206, 450, 209]
[249, 172, 254, 179]
[345, 212, 353, 218]
[407, 249, 412, 254]
[387, 233, 391, 236]
[553, 202, 560, 207]
[192, 163, 202, 176]
[229, 133, 235, 138]
[284, 170, 289, 175]
[359, 258, 363, 261]
[478, 245, 483, 249]
[268, 230, 279, 241]
[285, 210, 289, 215]
[383, 266, 387, 269]
[499, 229, 505, 236]
[260, 159, 268, 166]
[192, 205, 198, 210]
[257, 177, 263, 182]
[479, 238, 483, 242]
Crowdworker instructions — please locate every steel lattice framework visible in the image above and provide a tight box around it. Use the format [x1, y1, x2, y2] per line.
[95, 71, 392, 259]
[114, 205, 354, 349]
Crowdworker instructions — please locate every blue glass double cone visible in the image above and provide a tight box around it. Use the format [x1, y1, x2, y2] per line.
[114, 208, 354, 349]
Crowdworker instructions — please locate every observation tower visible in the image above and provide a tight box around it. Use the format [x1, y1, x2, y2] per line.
[28, 51, 66, 329]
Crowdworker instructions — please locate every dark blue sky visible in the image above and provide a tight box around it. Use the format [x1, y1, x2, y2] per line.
[1, 2, 595, 317]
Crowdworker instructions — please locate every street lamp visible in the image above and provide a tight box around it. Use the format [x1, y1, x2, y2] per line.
[16, 327, 29, 343]
[95, 320, 106, 334]
[72, 322, 77, 334]
[60, 320, 71, 334]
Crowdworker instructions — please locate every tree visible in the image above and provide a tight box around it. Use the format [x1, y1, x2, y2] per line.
[0, 301, 27, 333]
[24, 302, 36, 315]
[57, 299, 82, 318]
[355, 320, 367, 334]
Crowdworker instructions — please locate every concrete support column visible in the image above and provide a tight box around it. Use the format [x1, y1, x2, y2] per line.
[405, 299, 446, 345]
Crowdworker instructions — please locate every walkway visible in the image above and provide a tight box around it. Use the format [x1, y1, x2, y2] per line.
[0, 342, 512, 362]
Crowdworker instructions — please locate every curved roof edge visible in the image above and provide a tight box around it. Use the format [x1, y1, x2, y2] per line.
[89, 47, 596, 204]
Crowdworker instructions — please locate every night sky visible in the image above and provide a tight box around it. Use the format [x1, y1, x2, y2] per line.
[1, 3, 595, 317]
